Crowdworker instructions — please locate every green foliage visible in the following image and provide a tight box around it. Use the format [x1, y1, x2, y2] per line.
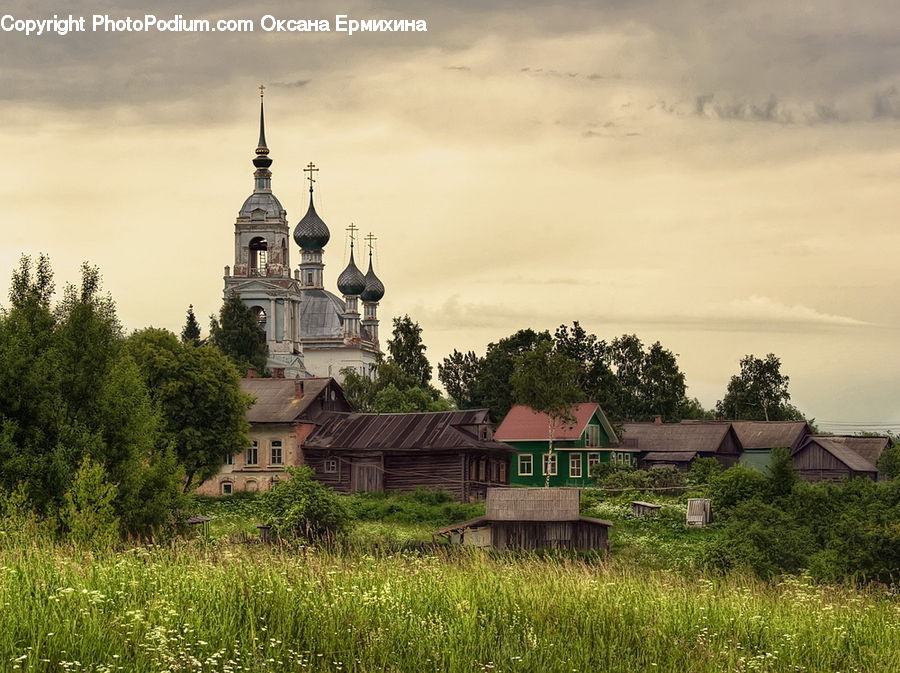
[704, 500, 815, 578]
[124, 328, 252, 491]
[60, 457, 119, 548]
[687, 457, 723, 486]
[877, 442, 900, 479]
[180, 304, 201, 344]
[708, 465, 770, 518]
[766, 446, 797, 499]
[716, 353, 807, 421]
[0, 255, 186, 540]
[437, 349, 482, 408]
[257, 466, 352, 541]
[598, 466, 685, 492]
[208, 292, 268, 374]
[386, 315, 432, 388]
[345, 489, 482, 527]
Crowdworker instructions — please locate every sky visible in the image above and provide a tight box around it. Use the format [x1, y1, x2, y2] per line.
[1, 0, 899, 431]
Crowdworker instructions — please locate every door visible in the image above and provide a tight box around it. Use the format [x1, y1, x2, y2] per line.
[351, 459, 383, 493]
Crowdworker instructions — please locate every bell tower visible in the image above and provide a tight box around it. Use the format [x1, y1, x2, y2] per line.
[223, 87, 307, 377]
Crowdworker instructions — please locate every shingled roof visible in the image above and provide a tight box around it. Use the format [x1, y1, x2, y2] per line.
[797, 437, 878, 473]
[799, 435, 889, 466]
[495, 403, 618, 443]
[304, 409, 514, 452]
[241, 377, 342, 423]
[621, 422, 736, 453]
[681, 420, 811, 450]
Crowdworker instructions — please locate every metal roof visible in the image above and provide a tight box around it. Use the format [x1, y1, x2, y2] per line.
[495, 403, 618, 443]
[239, 192, 285, 219]
[299, 289, 345, 340]
[241, 377, 335, 423]
[621, 423, 733, 453]
[304, 409, 513, 452]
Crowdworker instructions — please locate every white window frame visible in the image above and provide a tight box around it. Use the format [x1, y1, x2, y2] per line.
[270, 440, 283, 465]
[587, 452, 601, 472]
[543, 453, 557, 476]
[324, 458, 338, 474]
[246, 441, 258, 466]
[518, 454, 533, 476]
[569, 453, 582, 478]
[221, 482, 233, 495]
[225, 453, 234, 466]
[585, 424, 601, 447]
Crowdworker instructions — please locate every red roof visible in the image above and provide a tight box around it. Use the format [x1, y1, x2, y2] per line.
[495, 403, 601, 441]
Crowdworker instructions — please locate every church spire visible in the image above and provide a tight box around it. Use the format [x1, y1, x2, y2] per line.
[252, 85, 273, 190]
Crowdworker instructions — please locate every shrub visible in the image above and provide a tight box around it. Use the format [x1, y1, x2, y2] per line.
[708, 465, 769, 518]
[60, 457, 119, 548]
[257, 466, 352, 541]
[687, 457, 722, 487]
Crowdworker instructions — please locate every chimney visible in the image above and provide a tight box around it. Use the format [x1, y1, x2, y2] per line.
[653, 414, 663, 425]
[247, 367, 257, 378]
[294, 379, 304, 399]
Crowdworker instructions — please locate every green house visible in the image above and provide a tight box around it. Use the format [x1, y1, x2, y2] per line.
[495, 403, 636, 487]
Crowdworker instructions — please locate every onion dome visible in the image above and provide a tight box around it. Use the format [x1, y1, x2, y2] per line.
[337, 247, 366, 296]
[361, 253, 385, 302]
[293, 191, 331, 250]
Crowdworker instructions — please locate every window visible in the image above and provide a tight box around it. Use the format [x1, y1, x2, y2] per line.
[306, 272, 313, 285]
[225, 453, 234, 466]
[543, 453, 557, 476]
[569, 453, 582, 478]
[221, 482, 233, 495]
[587, 452, 601, 473]
[324, 458, 338, 473]
[518, 454, 533, 476]
[246, 441, 258, 466]
[500, 462, 507, 483]
[270, 441, 283, 465]
[584, 424, 601, 447]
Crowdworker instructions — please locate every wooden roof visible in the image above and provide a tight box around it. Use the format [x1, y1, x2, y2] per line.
[486, 487, 580, 521]
[799, 435, 889, 465]
[241, 377, 342, 423]
[726, 421, 810, 450]
[303, 409, 513, 452]
[796, 437, 878, 473]
[621, 423, 736, 453]
[495, 403, 618, 444]
[642, 451, 699, 462]
[432, 515, 612, 536]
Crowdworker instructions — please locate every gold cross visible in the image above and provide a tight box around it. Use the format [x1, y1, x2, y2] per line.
[303, 162, 319, 188]
[258, 83, 266, 98]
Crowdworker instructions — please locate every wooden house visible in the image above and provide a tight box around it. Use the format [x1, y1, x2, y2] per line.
[791, 436, 881, 482]
[433, 487, 612, 551]
[196, 376, 351, 496]
[621, 421, 742, 470]
[495, 403, 636, 487]
[302, 409, 513, 499]
[681, 420, 811, 471]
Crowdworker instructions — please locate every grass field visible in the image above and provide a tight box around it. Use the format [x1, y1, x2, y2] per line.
[1, 537, 898, 673]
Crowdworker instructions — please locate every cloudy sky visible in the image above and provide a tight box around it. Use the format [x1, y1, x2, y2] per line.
[2, 0, 899, 430]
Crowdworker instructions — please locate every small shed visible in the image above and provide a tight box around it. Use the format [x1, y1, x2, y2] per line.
[686, 498, 711, 526]
[186, 515, 212, 537]
[791, 437, 879, 482]
[631, 501, 662, 518]
[432, 487, 612, 551]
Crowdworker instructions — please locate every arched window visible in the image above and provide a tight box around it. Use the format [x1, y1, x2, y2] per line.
[249, 237, 268, 275]
[251, 306, 267, 329]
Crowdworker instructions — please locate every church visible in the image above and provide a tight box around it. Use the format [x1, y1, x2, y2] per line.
[222, 88, 384, 380]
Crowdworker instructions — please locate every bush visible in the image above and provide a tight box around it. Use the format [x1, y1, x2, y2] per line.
[703, 499, 815, 578]
[708, 465, 769, 518]
[687, 457, 722, 487]
[60, 457, 119, 548]
[257, 466, 352, 541]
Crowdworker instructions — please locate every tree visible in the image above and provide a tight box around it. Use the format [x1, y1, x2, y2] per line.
[641, 341, 688, 421]
[716, 353, 804, 421]
[767, 446, 797, 499]
[124, 328, 253, 492]
[60, 457, 119, 548]
[181, 304, 201, 345]
[437, 350, 483, 409]
[386, 315, 432, 388]
[476, 329, 552, 422]
[511, 340, 583, 487]
[877, 442, 900, 480]
[554, 322, 619, 417]
[208, 292, 268, 374]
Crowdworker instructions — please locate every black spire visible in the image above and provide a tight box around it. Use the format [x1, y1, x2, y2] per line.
[253, 85, 272, 169]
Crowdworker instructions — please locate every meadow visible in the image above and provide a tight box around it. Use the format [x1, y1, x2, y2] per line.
[1, 492, 898, 673]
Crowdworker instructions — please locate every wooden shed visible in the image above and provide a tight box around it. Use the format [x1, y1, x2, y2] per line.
[631, 501, 662, 518]
[791, 437, 879, 482]
[686, 498, 711, 526]
[432, 488, 612, 551]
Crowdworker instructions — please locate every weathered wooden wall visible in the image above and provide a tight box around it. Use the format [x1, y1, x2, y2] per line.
[793, 444, 876, 483]
[489, 521, 608, 551]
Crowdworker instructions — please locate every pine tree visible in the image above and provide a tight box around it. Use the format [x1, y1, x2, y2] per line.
[181, 304, 201, 345]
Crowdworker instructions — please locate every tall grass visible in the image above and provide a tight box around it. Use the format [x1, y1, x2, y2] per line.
[0, 538, 897, 672]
